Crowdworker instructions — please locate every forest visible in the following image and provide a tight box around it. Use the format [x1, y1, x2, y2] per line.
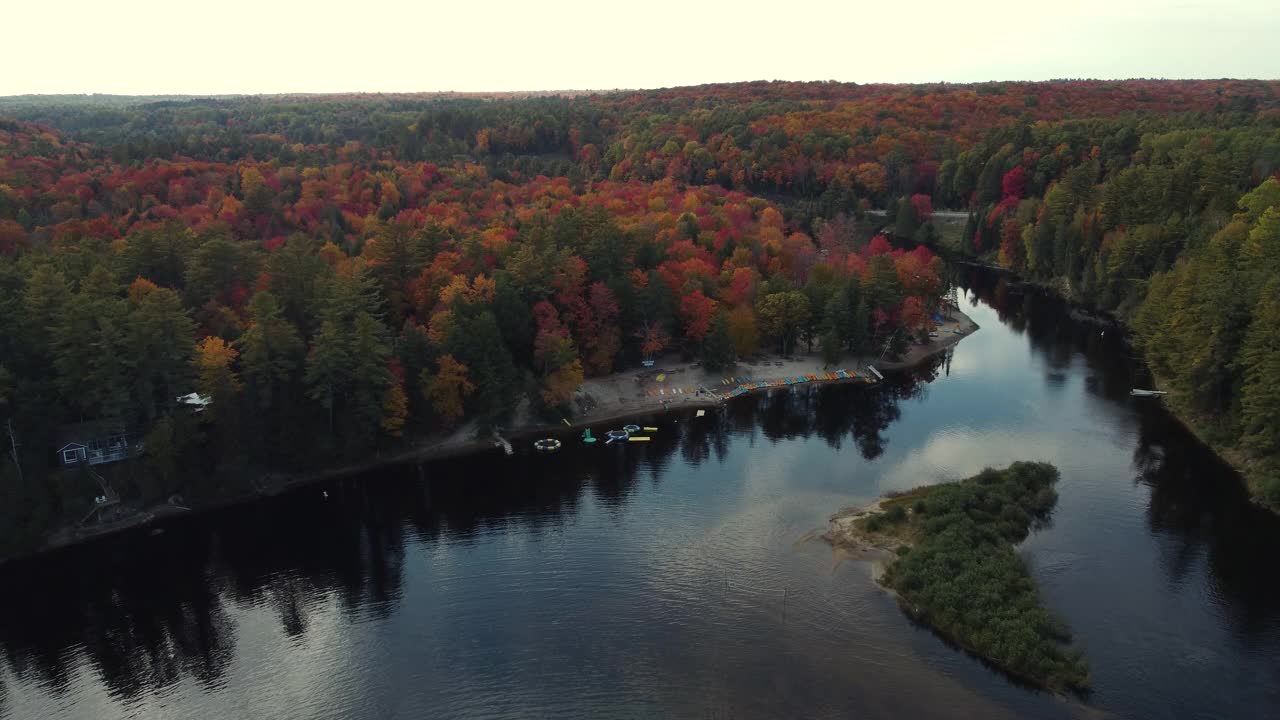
[1, 79, 1278, 556]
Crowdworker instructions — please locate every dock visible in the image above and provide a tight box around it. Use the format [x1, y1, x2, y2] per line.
[491, 431, 513, 455]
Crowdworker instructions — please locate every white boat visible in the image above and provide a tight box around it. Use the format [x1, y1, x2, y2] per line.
[1129, 389, 1167, 397]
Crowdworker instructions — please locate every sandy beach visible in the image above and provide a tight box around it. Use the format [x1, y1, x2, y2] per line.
[564, 306, 980, 431]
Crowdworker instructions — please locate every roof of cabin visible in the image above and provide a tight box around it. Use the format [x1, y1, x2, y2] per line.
[56, 421, 130, 447]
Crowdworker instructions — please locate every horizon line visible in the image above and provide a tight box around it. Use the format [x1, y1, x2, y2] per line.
[3, 77, 1278, 101]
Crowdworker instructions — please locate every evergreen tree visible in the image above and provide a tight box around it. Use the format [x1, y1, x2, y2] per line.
[53, 267, 131, 421]
[347, 312, 393, 448]
[268, 234, 331, 331]
[239, 292, 303, 411]
[21, 265, 70, 367]
[184, 234, 259, 308]
[126, 285, 196, 422]
[823, 291, 852, 355]
[492, 272, 535, 366]
[820, 329, 842, 365]
[700, 311, 735, 372]
[305, 317, 352, 436]
[1240, 283, 1280, 458]
[118, 222, 195, 289]
[364, 220, 422, 321]
[444, 310, 520, 426]
[894, 197, 919, 238]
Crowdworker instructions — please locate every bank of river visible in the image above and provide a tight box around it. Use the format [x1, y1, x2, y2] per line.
[937, 216, 1279, 513]
[955, 252, 1276, 514]
[12, 308, 979, 565]
[1, 266, 1277, 720]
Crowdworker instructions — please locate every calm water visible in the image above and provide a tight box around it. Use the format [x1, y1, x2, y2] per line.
[2, 267, 1279, 720]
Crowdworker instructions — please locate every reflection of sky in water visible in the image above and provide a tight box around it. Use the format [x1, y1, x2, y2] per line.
[3, 273, 1279, 720]
[875, 295, 1136, 495]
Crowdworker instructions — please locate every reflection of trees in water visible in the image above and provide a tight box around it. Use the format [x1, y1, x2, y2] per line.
[678, 413, 715, 467]
[957, 266, 1137, 402]
[0, 367, 939, 707]
[961, 262, 1280, 645]
[720, 366, 933, 462]
[216, 486, 409, 628]
[0, 536, 237, 703]
[1132, 409, 1280, 639]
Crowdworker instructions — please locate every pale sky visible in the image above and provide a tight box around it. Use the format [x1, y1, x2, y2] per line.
[5, 0, 1277, 95]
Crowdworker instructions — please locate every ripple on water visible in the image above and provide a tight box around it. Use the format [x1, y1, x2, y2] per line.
[4, 273, 1280, 720]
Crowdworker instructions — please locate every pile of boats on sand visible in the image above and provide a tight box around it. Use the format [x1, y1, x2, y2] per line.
[533, 365, 886, 452]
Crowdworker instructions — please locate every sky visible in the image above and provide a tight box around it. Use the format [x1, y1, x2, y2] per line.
[5, 0, 1277, 96]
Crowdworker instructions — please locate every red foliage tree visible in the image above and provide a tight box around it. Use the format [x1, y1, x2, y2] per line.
[865, 234, 893, 256]
[909, 194, 934, 222]
[680, 289, 718, 343]
[1002, 166, 1027, 200]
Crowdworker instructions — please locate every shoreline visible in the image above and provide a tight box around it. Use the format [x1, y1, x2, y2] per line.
[2, 308, 979, 566]
[1144, 366, 1277, 513]
[955, 251, 1277, 515]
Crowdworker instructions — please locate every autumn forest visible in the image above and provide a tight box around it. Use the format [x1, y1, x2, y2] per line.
[1, 79, 1278, 556]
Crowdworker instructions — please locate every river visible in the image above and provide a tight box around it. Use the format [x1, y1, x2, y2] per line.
[2, 266, 1278, 720]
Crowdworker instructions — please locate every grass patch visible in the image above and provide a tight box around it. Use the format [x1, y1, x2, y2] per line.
[930, 217, 966, 252]
[862, 462, 1090, 694]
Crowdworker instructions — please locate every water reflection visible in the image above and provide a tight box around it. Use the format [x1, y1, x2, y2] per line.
[0, 267, 1277, 719]
[1134, 409, 1280, 639]
[961, 267, 1280, 628]
[0, 368, 936, 715]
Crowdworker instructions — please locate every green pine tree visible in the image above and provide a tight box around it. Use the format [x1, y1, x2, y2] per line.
[238, 291, 303, 411]
[700, 311, 735, 372]
[1240, 283, 1280, 457]
[305, 316, 352, 435]
[127, 286, 196, 422]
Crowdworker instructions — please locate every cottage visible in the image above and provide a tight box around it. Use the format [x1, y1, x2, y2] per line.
[58, 442, 88, 465]
[55, 427, 139, 467]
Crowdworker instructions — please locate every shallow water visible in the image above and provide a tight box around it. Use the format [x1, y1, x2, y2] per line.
[2, 266, 1278, 720]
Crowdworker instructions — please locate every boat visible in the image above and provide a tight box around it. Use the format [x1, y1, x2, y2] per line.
[1129, 389, 1168, 397]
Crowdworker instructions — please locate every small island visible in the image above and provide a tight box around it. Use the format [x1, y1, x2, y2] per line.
[826, 462, 1090, 694]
